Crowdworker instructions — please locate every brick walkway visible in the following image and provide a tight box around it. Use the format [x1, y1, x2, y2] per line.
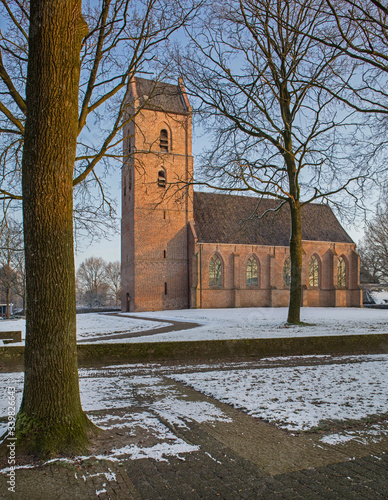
[1, 357, 387, 499]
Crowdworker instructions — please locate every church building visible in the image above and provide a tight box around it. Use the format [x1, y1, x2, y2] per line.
[121, 78, 362, 312]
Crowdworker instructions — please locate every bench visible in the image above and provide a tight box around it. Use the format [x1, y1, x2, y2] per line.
[0, 331, 22, 344]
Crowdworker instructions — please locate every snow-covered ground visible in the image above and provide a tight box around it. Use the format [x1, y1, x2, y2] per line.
[0, 307, 387, 345]
[1, 308, 386, 470]
[371, 290, 388, 305]
[0, 366, 230, 463]
[0, 313, 168, 345]
[171, 355, 388, 432]
[123, 307, 388, 342]
[76, 314, 167, 341]
[1, 354, 387, 464]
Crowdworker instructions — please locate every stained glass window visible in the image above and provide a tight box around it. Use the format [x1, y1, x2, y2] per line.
[246, 257, 259, 286]
[309, 255, 319, 287]
[337, 256, 346, 287]
[283, 257, 291, 287]
[209, 255, 222, 286]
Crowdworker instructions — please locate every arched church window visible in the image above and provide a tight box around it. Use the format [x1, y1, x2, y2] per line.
[337, 256, 346, 287]
[209, 255, 222, 287]
[283, 257, 291, 287]
[158, 168, 166, 188]
[160, 129, 169, 152]
[246, 256, 259, 286]
[309, 255, 320, 287]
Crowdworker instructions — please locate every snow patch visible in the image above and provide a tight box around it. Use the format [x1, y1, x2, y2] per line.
[170, 356, 388, 431]
[150, 397, 232, 428]
[370, 290, 388, 305]
[320, 425, 388, 445]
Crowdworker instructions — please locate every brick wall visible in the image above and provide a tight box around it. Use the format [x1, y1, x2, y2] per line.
[190, 238, 362, 309]
[121, 95, 193, 312]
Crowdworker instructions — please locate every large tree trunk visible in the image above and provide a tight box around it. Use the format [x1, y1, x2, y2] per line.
[16, 0, 94, 456]
[287, 199, 303, 324]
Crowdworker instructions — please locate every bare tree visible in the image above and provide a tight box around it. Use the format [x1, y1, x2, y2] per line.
[12, 242, 26, 314]
[0, 0, 198, 234]
[179, 0, 366, 323]
[318, 0, 388, 112]
[358, 241, 381, 284]
[77, 257, 109, 307]
[0, 219, 24, 318]
[76, 258, 120, 307]
[104, 260, 121, 307]
[358, 199, 388, 283]
[0, 0, 197, 456]
[292, 0, 388, 177]
[0, 265, 17, 317]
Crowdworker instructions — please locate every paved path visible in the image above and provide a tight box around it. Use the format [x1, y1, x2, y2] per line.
[3, 439, 386, 499]
[1, 356, 387, 499]
[77, 314, 200, 343]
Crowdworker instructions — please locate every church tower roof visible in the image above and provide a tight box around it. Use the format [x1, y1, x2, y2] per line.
[130, 77, 190, 114]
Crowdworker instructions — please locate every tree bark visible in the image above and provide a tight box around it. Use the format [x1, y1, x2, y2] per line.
[287, 199, 303, 324]
[16, 0, 94, 456]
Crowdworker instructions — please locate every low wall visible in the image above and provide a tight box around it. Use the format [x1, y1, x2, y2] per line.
[76, 307, 121, 314]
[1, 333, 387, 369]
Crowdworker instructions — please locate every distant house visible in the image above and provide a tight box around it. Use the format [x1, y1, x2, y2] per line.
[121, 78, 362, 312]
[0, 303, 13, 317]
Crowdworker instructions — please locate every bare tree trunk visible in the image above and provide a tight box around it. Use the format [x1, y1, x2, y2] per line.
[16, 0, 94, 456]
[283, 116, 303, 324]
[22, 287, 26, 317]
[288, 200, 303, 324]
[6, 285, 10, 320]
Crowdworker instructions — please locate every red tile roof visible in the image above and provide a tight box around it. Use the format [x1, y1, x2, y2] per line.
[193, 192, 353, 245]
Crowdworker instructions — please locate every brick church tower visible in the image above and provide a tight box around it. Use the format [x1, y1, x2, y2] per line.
[121, 78, 193, 312]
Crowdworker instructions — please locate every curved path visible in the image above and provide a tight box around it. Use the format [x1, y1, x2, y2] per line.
[77, 313, 201, 343]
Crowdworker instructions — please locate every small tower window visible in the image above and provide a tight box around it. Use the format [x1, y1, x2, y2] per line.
[158, 168, 166, 188]
[160, 129, 169, 152]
